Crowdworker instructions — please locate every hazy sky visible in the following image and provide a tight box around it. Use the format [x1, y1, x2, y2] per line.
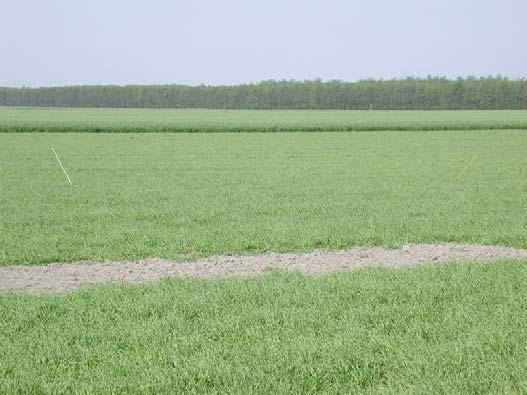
[2, 0, 526, 87]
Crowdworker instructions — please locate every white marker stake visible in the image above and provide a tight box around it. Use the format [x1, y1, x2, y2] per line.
[458, 151, 479, 181]
[52, 147, 73, 185]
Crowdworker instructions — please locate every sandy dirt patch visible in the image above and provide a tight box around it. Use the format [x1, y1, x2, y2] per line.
[1, 243, 527, 294]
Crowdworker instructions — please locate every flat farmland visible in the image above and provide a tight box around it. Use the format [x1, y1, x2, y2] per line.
[0, 130, 525, 265]
[2, 263, 527, 393]
[1, 110, 527, 392]
[2, 107, 527, 133]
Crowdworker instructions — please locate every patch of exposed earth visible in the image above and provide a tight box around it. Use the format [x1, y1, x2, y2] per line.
[1, 243, 527, 294]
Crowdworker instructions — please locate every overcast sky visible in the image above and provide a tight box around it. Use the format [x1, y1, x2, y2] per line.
[1, 0, 526, 87]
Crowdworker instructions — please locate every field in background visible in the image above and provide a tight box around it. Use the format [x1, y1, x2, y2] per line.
[2, 263, 527, 392]
[1, 130, 525, 265]
[2, 107, 527, 133]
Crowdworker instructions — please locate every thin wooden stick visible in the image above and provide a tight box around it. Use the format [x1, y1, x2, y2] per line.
[52, 147, 73, 185]
[458, 151, 479, 180]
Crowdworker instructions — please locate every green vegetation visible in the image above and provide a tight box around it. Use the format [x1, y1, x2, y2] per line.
[2, 107, 527, 133]
[2, 262, 527, 392]
[1, 77, 527, 109]
[1, 130, 525, 265]
[1, 109, 526, 393]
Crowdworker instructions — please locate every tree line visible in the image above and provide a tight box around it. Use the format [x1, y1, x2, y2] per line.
[1, 77, 526, 110]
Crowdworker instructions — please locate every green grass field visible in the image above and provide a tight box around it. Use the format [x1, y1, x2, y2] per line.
[2, 263, 527, 393]
[2, 107, 527, 132]
[1, 110, 527, 392]
[0, 130, 526, 265]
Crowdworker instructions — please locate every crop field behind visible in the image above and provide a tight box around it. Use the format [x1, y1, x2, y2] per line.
[0, 129, 526, 265]
[2, 107, 527, 133]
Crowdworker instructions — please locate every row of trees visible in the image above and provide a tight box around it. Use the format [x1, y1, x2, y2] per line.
[1, 77, 526, 110]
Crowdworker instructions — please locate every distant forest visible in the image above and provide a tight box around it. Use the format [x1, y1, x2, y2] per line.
[1, 77, 526, 110]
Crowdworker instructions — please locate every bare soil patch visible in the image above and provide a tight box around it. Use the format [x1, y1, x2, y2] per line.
[1, 243, 527, 294]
